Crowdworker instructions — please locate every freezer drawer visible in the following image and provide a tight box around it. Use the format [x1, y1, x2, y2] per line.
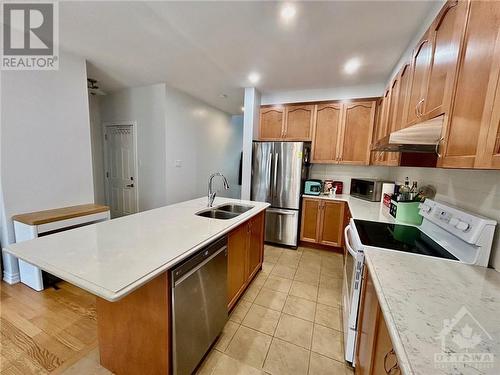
[265, 208, 299, 247]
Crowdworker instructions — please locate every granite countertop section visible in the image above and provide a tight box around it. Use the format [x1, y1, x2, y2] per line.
[5, 197, 269, 302]
[364, 249, 500, 375]
[302, 194, 395, 224]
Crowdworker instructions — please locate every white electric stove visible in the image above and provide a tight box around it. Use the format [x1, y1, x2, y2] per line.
[342, 199, 497, 365]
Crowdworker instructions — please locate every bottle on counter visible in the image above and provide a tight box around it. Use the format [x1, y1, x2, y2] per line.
[399, 177, 411, 201]
[410, 181, 418, 201]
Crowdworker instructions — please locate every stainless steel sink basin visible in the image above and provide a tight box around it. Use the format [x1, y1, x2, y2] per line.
[216, 204, 254, 214]
[196, 209, 239, 220]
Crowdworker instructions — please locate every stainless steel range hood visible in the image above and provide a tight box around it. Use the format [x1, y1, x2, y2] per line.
[372, 115, 444, 153]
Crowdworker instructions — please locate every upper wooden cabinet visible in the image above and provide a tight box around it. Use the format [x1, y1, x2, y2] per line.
[395, 63, 411, 129]
[340, 101, 376, 165]
[405, 33, 433, 125]
[424, 0, 467, 118]
[311, 103, 343, 163]
[259, 104, 313, 141]
[312, 100, 376, 165]
[260, 106, 285, 140]
[439, 0, 500, 168]
[284, 104, 314, 140]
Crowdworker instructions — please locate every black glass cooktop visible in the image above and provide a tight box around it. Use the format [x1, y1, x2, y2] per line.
[354, 219, 458, 261]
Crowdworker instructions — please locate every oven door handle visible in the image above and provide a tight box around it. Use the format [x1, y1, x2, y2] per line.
[344, 225, 357, 258]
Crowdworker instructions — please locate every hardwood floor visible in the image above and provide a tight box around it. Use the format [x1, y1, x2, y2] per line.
[0, 281, 99, 374]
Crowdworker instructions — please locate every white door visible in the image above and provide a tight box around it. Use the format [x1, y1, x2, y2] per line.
[104, 124, 138, 217]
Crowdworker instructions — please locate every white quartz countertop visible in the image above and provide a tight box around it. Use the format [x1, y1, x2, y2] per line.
[364, 249, 500, 375]
[302, 194, 395, 224]
[5, 197, 269, 302]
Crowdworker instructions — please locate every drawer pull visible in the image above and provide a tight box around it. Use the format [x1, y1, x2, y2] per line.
[384, 349, 400, 374]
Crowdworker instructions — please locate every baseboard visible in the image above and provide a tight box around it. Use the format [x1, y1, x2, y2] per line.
[3, 271, 20, 284]
[299, 241, 343, 254]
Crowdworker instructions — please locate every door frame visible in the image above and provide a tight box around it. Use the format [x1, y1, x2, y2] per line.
[102, 121, 140, 214]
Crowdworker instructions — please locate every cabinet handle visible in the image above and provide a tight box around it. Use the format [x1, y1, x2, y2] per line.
[435, 137, 444, 158]
[383, 349, 400, 374]
[416, 99, 424, 117]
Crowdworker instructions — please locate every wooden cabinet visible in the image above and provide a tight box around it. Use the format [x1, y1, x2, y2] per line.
[227, 212, 265, 309]
[260, 104, 313, 141]
[300, 198, 345, 247]
[424, 0, 467, 119]
[312, 101, 376, 165]
[284, 104, 314, 140]
[311, 103, 343, 163]
[260, 106, 285, 140]
[439, 0, 500, 168]
[355, 268, 401, 375]
[405, 33, 433, 126]
[319, 201, 345, 246]
[395, 63, 411, 130]
[340, 102, 377, 165]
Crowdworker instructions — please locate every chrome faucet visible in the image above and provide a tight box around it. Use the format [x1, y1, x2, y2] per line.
[208, 173, 230, 207]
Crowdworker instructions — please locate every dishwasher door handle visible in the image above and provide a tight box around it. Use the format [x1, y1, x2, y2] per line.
[173, 245, 227, 287]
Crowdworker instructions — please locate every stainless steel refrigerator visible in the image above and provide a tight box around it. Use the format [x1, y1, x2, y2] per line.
[251, 142, 310, 247]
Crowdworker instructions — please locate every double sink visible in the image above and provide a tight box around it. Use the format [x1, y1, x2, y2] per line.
[196, 203, 254, 220]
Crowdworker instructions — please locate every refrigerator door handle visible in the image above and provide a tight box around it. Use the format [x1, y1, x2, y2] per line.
[268, 153, 273, 194]
[267, 208, 296, 216]
[273, 152, 279, 198]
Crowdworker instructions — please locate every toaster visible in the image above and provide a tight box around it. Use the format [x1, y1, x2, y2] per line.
[304, 180, 322, 195]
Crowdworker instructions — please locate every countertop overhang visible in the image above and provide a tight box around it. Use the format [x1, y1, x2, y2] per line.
[4, 197, 269, 302]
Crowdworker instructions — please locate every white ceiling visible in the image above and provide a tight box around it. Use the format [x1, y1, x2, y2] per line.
[59, 1, 439, 114]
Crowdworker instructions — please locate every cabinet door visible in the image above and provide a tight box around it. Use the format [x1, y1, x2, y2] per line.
[260, 106, 284, 140]
[386, 78, 401, 166]
[355, 268, 379, 375]
[439, 1, 500, 168]
[300, 198, 321, 243]
[227, 223, 248, 308]
[405, 34, 432, 125]
[370, 98, 385, 165]
[477, 36, 500, 169]
[424, 0, 467, 118]
[372, 316, 400, 375]
[318, 201, 345, 247]
[340, 101, 376, 165]
[395, 63, 411, 129]
[284, 104, 314, 140]
[312, 103, 343, 163]
[248, 212, 265, 280]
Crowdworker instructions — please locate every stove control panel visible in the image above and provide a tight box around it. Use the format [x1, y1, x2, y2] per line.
[419, 199, 497, 245]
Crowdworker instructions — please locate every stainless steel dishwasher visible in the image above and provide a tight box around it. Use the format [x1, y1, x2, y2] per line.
[171, 236, 228, 375]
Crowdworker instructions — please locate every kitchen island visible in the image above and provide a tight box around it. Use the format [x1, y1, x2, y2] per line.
[5, 197, 269, 375]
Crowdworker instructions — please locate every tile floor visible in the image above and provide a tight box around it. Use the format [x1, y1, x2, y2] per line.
[197, 244, 353, 375]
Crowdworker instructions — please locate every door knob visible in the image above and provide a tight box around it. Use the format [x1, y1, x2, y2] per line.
[126, 183, 134, 188]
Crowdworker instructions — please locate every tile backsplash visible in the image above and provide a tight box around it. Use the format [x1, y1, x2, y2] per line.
[310, 163, 500, 271]
[309, 164, 391, 193]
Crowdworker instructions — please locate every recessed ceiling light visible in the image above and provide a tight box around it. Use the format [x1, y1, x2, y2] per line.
[248, 72, 261, 84]
[280, 3, 296, 21]
[344, 58, 361, 75]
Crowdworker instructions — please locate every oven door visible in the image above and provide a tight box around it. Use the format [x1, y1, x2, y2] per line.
[342, 221, 364, 364]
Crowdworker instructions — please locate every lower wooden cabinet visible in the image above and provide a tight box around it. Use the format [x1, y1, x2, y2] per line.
[227, 211, 265, 310]
[300, 198, 345, 247]
[356, 268, 401, 375]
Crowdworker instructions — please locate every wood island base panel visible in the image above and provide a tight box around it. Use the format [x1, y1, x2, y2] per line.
[96, 272, 170, 375]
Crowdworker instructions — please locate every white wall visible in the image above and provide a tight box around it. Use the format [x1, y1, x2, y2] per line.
[261, 83, 384, 105]
[389, 167, 500, 270]
[97, 84, 242, 209]
[164, 86, 242, 203]
[99, 84, 168, 211]
[88, 94, 106, 205]
[0, 51, 94, 281]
